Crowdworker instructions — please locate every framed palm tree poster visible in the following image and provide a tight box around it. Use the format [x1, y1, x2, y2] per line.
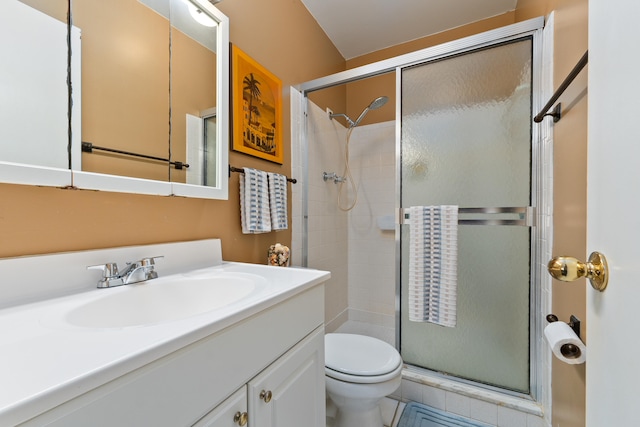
[231, 45, 283, 164]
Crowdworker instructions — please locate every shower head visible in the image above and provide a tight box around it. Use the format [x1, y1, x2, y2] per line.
[368, 96, 389, 110]
[352, 96, 388, 128]
[329, 96, 388, 129]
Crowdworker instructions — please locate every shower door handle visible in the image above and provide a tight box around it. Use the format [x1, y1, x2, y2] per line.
[547, 251, 609, 292]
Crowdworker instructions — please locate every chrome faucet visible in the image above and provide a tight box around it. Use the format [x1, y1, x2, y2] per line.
[87, 256, 163, 288]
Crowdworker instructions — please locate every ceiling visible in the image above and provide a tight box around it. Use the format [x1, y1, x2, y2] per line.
[299, 0, 518, 60]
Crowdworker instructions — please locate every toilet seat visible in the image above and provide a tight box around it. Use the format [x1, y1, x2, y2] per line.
[325, 333, 403, 384]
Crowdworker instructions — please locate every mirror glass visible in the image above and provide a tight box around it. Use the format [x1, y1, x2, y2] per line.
[167, 0, 219, 187]
[72, 0, 172, 182]
[1, 1, 70, 171]
[0, 0, 228, 199]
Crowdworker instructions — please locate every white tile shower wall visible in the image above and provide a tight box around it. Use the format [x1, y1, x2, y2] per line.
[293, 98, 396, 334]
[290, 88, 303, 267]
[346, 121, 396, 344]
[302, 101, 350, 325]
[536, 16, 554, 423]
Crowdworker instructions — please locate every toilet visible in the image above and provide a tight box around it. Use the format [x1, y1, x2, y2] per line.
[325, 333, 403, 427]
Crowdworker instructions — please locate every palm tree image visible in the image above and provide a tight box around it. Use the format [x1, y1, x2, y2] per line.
[242, 72, 277, 154]
[243, 73, 261, 127]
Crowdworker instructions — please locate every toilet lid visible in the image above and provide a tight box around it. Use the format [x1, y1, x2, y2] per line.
[325, 333, 402, 377]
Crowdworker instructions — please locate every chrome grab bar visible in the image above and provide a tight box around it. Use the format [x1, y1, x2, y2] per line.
[399, 207, 535, 227]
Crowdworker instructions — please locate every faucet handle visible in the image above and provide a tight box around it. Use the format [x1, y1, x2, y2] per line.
[87, 262, 119, 278]
[122, 256, 163, 282]
[87, 262, 124, 288]
[138, 256, 164, 266]
[140, 256, 163, 280]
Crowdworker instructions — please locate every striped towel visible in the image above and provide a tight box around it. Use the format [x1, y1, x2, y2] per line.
[408, 205, 458, 327]
[240, 168, 271, 234]
[267, 173, 288, 231]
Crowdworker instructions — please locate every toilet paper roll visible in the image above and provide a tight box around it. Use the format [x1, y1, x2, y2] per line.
[544, 321, 587, 365]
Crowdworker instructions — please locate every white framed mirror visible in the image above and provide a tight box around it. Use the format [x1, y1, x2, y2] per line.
[0, 0, 229, 200]
[0, 0, 75, 188]
[168, 0, 229, 199]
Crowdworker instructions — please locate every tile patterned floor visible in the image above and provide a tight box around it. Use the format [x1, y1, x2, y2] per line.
[326, 397, 406, 427]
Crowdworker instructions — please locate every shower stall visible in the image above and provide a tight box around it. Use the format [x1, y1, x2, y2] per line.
[293, 17, 552, 413]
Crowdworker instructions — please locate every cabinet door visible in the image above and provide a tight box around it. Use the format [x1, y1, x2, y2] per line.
[193, 386, 248, 427]
[248, 327, 325, 427]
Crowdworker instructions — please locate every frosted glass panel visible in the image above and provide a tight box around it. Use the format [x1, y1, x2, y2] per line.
[400, 39, 532, 392]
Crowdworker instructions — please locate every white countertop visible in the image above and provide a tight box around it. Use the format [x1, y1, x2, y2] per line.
[0, 262, 329, 426]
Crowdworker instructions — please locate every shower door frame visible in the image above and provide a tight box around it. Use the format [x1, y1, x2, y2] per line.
[295, 16, 552, 410]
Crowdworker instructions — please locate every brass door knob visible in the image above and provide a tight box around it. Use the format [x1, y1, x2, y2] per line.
[260, 389, 273, 403]
[233, 411, 248, 426]
[547, 251, 608, 292]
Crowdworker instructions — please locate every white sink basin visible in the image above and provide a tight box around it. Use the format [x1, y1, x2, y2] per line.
[65, 273, 266, 328]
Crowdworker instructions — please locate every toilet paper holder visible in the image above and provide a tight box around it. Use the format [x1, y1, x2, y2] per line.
[546, 314, 583, 360]
[546, 314, 581, 338]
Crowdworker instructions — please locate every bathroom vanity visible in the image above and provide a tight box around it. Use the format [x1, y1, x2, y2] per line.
[0, 239, 329, 426]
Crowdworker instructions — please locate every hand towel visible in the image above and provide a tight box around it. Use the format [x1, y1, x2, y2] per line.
[267, 172, 288, 231]
[408, 205, 458, 327]
[239, 168, 271, 234]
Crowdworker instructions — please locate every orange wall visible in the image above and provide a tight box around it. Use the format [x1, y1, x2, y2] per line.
[1, 0, 345, 264]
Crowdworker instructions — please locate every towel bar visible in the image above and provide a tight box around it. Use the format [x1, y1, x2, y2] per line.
[534, 51, 588, 123]
[82, 142, 189, 170]
[399, 207, 535, 227]
[229, 165, 297, 184]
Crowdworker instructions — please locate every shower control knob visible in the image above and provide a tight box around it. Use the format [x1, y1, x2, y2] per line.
[323, 172, 336, 182]
[547, 251, 608, 292]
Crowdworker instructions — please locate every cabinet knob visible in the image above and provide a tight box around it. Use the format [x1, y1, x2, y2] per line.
[260, 389, 273, 403]
[233, 411, 248, 426]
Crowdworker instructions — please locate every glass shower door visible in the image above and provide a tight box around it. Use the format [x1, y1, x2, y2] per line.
[400, 38, 533, 392]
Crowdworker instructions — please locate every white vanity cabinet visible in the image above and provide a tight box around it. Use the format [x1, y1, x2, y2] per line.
[18, 285, 326, 427]
[248, 327, 324, 427]
[195, 326, 324, 427]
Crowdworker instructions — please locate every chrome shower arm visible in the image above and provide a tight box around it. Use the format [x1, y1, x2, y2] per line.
[329, 113, 355, 128]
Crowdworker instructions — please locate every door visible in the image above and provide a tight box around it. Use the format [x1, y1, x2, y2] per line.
[399, 37, 534, 393]
[248, 328, 325, 427]
[587, 0, 640, 424]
